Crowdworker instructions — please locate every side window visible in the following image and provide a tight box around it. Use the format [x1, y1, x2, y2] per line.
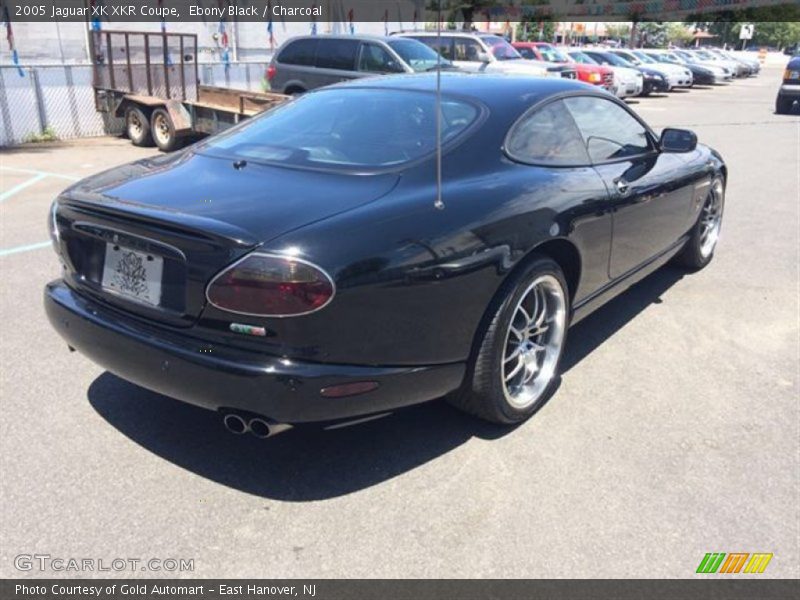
[453, 38, 484, 62]
[415, 36, 454, 61]
[517, 47, 535, 59]
[278, 39, 319, 66]
[358, 43, 403, 73]
[315, 39, 359, 71]
[506, 99, 590, 165]
[563, 96, 653, 162]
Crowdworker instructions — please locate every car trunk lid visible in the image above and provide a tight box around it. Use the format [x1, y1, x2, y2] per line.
[56, 151, 400, 327]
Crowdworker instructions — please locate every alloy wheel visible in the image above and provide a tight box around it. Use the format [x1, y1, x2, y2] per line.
[699, 180, 724, 258]
[502, 274, 567, 409]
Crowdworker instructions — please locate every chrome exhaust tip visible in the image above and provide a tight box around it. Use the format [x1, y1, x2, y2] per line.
[223, 413, 247, 435]
[248, 418, 272, 439]
[222, 413, 293, 438]
[248, 418, 293, 439]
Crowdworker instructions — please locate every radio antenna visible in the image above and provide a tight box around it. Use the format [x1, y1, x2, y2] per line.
[434, 0, 444, 210]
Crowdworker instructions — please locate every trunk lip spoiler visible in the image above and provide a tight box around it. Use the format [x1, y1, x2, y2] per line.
[59, 190, 261, 249]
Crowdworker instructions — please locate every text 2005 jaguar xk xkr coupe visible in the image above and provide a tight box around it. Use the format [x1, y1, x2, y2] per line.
[45, 74, 726, 436]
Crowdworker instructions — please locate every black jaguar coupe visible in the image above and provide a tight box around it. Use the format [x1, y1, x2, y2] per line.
[45, 74, 726, 436]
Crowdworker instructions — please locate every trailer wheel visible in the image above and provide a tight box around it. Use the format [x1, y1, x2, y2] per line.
[125, 106, 154, 147]
[151, 108, 181, 152]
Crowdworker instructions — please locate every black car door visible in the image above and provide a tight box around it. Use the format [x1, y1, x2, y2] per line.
[563, 96, 695, 279]
[503, 98, 613, 302]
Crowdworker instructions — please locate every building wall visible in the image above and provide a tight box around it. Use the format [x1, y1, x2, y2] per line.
[3, 19, 416, 65]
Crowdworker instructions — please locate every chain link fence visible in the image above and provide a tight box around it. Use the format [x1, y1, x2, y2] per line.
[0, 62, 271, 147]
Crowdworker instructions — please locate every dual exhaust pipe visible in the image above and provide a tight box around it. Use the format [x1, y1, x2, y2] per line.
[223, 413, 292, 439]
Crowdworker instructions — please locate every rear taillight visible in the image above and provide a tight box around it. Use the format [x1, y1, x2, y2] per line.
[207, 253, 334, 317]
[267, 64, 277, 82]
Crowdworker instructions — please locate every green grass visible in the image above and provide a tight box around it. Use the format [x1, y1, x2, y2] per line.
[23, 127, 58, 143]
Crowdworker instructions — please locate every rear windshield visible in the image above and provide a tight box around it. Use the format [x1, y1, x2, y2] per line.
[200, 89, 480, 170]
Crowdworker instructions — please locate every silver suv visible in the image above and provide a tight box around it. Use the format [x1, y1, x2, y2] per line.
[393, 31, 558, 78]
[267, 35, 456, 95]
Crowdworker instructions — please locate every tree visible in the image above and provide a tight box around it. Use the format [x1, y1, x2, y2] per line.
[516, 20, 555, 43]
[431, 1, 500, 31]
[637, 22, 668, 48]
[666, 22, 694, 47]
[604, 23, 631, 42]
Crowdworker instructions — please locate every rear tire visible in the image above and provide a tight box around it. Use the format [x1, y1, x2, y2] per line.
[125, 106, 153, 147]
[449, 257, 569, 424]
[675, 177, 725, 270]
[151, 108, 181, 152]
[776, 95, 795, 115]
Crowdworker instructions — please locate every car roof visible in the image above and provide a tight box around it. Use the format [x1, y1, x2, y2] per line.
[286, 34, 398, 43]
[395, 31, 493, 39]
[326, 72, 599, 114]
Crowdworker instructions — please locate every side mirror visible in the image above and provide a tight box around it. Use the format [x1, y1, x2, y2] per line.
[661, 128, 697, 153]
[386, 60, 405, 73]
[476, 51, 492, 63]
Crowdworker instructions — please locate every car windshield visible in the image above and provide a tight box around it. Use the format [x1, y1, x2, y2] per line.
[649, 53, 670, 63]
[537, 45, 570, 63]
[387, 39, 451, 72]
[200, 88, 480, 170]
[695, 50, 714, 59]
[568, 51, 598, 65]
[674, 50, 694, 60]
[482, 35, 522, 60]
[632, 52, 657, 64]
[594, 52, 634, 67]
[615, 51, 640, 64]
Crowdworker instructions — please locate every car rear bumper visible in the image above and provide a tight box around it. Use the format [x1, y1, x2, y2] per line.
[45, 280, 465, 424]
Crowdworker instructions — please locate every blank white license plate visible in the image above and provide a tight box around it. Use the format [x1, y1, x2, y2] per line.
[101, 244, 163, 307]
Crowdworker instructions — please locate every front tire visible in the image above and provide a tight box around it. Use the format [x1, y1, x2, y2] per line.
[676, 177, 725, 270]
[776, 95, 795, 115]
[125, 106, 153, 147]
[449, 257, 569, 424]
[151, 108, 181, 152]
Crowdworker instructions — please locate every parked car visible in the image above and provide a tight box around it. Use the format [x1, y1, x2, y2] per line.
[776, 55, 800, 114]
[671, 49, 735, 80]
[609, 49, 676, 90]
[45, 74, 726, 433]
[393, 31, 551, 78]
[705, 48, 760, 76]
[512, 42, 608, 88]
[691, 48, 748, 78]
[628, 50, 694, 87]
[581, 49, 667, 96]
[267, 35, 456, 95]
[642, 50, 728, 85]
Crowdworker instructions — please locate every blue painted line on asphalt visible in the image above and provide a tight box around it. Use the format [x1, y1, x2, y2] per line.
[0, 166, 80, 181]
[0, 173, 48, 202]
[0, 241, 51, 257]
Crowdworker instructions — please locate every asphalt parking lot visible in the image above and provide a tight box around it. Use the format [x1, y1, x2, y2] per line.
[1, 64, 798, 579]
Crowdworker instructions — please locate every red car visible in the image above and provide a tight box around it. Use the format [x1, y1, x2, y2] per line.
[513, 42, 614, 90]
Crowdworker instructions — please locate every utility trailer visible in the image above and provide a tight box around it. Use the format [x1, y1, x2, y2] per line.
[91, 30, 289, 151]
